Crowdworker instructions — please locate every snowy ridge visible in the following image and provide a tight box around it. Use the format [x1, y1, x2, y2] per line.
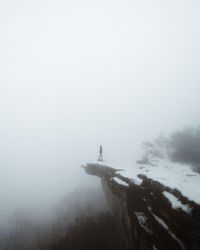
[93, 159, 200, 205]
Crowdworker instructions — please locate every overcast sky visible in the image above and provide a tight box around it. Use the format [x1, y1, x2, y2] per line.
[1, 0, 200, 223]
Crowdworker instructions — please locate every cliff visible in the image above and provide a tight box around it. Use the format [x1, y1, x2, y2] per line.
[82, 161, 200, 250]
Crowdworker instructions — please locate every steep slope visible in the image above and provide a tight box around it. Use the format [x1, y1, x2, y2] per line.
[82, 160, 200, 250]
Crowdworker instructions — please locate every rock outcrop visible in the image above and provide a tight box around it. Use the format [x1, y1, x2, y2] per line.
[83, 163, 200, 250]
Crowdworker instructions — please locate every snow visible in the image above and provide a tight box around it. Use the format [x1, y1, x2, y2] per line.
[135, 212, 152, 234]
[131, 159, 200, 205]
[113, 177, 129, 186]
[104, 159, 200, 205]
[163, 191, 192, 213]
[152, 213, 168, 230]
[150, 210, 185, 250]
[87, 158, 200, 204]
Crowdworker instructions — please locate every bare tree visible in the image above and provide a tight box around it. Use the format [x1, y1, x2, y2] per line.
[141, 141, 153, 163]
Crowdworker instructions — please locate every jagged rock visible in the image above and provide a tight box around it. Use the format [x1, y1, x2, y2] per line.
[82, 162, 200, 250]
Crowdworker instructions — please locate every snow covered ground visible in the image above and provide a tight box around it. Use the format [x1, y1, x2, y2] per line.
[163, 191, 192, 213]
[122, 159, 200, 205]
[89, 159, 200, 205]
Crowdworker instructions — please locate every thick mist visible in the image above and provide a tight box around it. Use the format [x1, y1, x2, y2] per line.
[1, 0, 200, 226]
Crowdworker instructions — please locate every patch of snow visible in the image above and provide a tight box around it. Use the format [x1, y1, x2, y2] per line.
[135, 212, 152, 235]
[88, 161, 114, 167]
[102, 159, 200, 204]
[153, 245, 158, 250]
[116, 168, 143, 185]
[153, 213, 168, 230]
[163, 191, 192, 213]
[152, 212, 185, 250]
[87, 159, 200, 204]
[113, 177, 129, 186]
[169, 232, 185, 250]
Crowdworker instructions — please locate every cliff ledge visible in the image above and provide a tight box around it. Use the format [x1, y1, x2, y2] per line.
[83, 161, 200, 250]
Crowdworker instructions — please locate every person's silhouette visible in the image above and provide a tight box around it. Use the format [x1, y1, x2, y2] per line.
[98, 145, 103, 161]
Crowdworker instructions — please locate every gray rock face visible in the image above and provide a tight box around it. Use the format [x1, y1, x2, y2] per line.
[83, 163, 200, 250]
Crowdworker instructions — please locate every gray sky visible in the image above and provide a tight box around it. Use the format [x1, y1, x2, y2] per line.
[0, 0, 200, 223]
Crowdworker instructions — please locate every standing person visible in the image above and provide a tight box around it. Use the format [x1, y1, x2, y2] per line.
[98, 145, 103, 161]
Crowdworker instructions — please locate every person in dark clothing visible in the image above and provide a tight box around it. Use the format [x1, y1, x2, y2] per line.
[98, 145, 103, 161]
